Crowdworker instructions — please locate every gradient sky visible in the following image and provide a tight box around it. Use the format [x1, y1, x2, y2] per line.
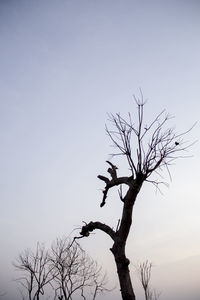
[0, 1, 200, 299]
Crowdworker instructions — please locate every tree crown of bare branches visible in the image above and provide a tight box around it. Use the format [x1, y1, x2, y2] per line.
[106, 97, 196, 187]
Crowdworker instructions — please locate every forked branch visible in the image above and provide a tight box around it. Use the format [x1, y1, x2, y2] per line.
[98, 161, 133, 207]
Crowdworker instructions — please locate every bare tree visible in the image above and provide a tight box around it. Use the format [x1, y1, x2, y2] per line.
[14, 238, 109, 300]
[138, 261, 152, 300]
[75, 97, 194, 300]
[137, 260, 160, 300]
[14, 243, 54, 300]
[49, 237, 109, 300]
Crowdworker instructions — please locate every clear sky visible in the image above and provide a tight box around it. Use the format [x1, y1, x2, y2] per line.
[0, 0, 200, 299]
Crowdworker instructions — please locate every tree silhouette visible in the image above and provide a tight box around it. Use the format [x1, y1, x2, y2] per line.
[76, 97, 194, 300]
[49, 237, 109, 300]
[14, 243, 54, 300]
[137, 260, 160, 300]
[14, 238, 109, 300]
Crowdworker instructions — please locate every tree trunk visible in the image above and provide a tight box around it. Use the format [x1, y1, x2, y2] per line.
[111, 237, 136, 300]
[115, 258, 135, 300]
[145, 289, 148, 300]
[28, 290, 32, 300]
[62, 282, 67, 300]
[35, 292, 40, 300]
[110, 182, 143, 300]
[79, 179, 144, 300]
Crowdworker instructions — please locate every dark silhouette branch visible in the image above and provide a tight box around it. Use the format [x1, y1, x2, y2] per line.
[80, 221, 116, 241]
[98, 161, 133, 207]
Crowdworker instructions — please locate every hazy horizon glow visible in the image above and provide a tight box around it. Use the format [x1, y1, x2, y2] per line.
[0, 1, 200, 299]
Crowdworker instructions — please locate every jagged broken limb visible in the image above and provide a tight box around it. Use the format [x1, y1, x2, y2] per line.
[98, 161, 133, 207]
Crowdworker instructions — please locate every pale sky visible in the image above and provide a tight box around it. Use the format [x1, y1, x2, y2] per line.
[0, 1, 200, 299]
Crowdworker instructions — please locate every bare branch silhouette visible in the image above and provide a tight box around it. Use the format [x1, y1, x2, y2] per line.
[49, 237, 110, 300]
[14, 243, 54, 300]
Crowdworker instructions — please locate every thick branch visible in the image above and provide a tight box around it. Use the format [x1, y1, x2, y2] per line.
[80, 221, 116, 241]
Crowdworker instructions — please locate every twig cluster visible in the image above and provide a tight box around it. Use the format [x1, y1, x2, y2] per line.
[105, 98, 195, 189]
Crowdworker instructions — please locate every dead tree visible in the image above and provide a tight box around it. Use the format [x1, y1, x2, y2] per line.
[14, 243, 54, 300]
[138, 260, 152, 300]
[76, 98, 194, 300]
[137, 260, 160, 300]
[49, 237, 109, 300]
